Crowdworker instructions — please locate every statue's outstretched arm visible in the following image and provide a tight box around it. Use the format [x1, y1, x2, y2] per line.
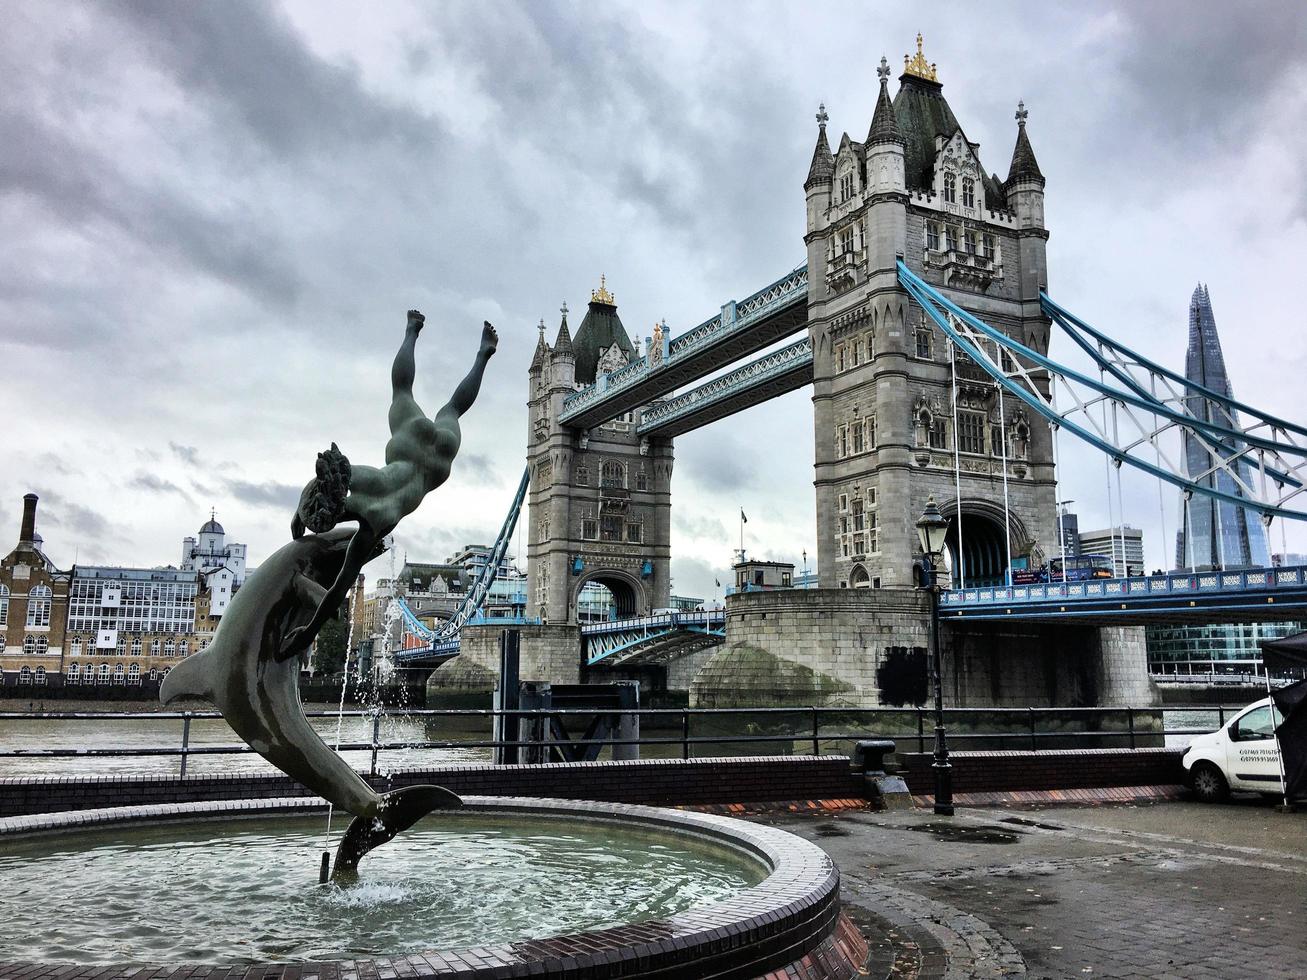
[281, 529, 376, 657]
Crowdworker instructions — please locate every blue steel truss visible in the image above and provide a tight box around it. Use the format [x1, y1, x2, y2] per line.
[898, 261, 1307, 522]
[559, 265, 808, 425]
[583, 610, 726, 667]
[389, 466, 530, 663]
[637, 338, 813, 436]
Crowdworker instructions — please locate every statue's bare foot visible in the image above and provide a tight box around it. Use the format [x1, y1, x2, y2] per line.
[407, 309, 425, 335]
[480, 321, 498, 357]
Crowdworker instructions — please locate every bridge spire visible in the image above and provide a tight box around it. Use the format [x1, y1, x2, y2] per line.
[903, 33, 938, 82]
[1006, 99, 1044, 186]
[805, 102, 834, 189]
[867, 56, 903, 145]
[553, 301, 573, 354]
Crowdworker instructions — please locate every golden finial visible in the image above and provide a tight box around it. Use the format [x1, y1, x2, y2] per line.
[903, 33, 938, 82]
[591, 273, 615, 306]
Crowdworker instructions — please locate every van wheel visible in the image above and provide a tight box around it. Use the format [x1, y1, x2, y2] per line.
[1191, 762, 1229, 803]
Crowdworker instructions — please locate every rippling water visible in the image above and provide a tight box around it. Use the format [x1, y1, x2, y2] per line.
[0, 812, 766, 964]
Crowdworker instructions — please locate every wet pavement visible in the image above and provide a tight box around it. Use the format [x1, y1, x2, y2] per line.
[753, 796, 1307, 979]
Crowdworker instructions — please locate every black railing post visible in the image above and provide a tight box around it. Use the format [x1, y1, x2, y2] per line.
[917, 708, 926, 754]
[681, 709, 691, 760]
[370, 710, 382, 776]
[1028, 708, 1037, 751]
[811, 706, 820, 756]
[1218, 705, 1226, 726]
[179, 712, 192, 780]
[1127, 707, 1136, 749]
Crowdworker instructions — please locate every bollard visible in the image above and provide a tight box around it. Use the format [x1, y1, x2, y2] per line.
[851, 739, 912, 810]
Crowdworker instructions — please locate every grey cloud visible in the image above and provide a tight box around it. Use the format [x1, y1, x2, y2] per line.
[223, 479, 302, 512]
[670, 557, 729, 603]
[674, 513, 728, 542]
[128, 472, 193, 501]
[33, 489, 113, 540]
[677, 438, 756, 495]
[169, 443, 201, 467]
[457, 453, 499, 486]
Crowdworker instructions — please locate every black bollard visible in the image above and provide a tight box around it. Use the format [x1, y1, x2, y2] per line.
[319, 851, 331, 884]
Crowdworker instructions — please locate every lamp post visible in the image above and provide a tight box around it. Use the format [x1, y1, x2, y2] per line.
[916, 496, 953, 816]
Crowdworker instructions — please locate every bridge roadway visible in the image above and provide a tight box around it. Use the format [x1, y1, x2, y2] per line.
[558, 265, 808, 431]
[940, 564, 1307, 625]
[583, 609, 726, 667]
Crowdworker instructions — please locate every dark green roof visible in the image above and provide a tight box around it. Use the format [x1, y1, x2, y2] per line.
[805, 124, 833, 188]
[891, 73, 961, 192]
[866, 75, 904, 146]
[1006, 120, 1044, 186]
[572, 300, 634, 385]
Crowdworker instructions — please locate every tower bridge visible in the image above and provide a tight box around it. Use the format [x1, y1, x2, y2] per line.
[416, 39, 1305, 711]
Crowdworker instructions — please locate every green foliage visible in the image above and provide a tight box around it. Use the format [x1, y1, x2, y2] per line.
[311, 600, 351, 676]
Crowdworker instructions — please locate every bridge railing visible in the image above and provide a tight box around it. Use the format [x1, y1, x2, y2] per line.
[942, 564, 1307, 608]
[0, 702, 1242, 780]
[580, 610, 726, 636]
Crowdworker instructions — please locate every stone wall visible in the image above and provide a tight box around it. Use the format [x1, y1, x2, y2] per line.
[688, 588, 1159, 709]
[426, 623, 581, 702]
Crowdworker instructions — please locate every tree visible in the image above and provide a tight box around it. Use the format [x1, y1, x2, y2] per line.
[311, 600, 351, 677]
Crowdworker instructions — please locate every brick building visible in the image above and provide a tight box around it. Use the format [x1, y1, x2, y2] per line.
[0, 494, 71, 688]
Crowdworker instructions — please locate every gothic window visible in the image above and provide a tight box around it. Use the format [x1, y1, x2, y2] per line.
[116, 634, 125, 653]
[866, 415, 877, 450]
[636, 468, 648, 491]
[837, 225, 854, 254]
[929, 418, 947, 450]
[868, 511, 880, 553]
[26, 585, 51, 628]
[866, 330, 876, 358]
[958, 410, 986, 454]
[0, 583, 7, 626]
[600, 515, 622, 541]
[852, 340, 861, 367]
[164, 639, 175, 656]
[131, 637, 142, 656]
[539, 517, 551, 542]
[852, 499, 865, 531]
[178, 640, 189, 656]
[991, 422, 1006, 456]
[926, 222, 940, 251]
[943, 172, 956, 203]
[575, 464, 590, 487]
[852, 422, 864, 454]
[22, 635, 35, 655]
[836, 346, 846, 372]
[963, 229, 977, 254]
[838, 494, 849, 512]
[839, 171, 854, 201]
[962, 177, 975, 208]
[66, 663, 79, 682]
[626, 522, 643, 543]
[837, 424, 848, 458]
[113, 663, 125, 683]
[150, 639, 160, 654]
[915, 323, 933, 359]
[943, 225, 958, 251]
[128, 663, 141, 684]
[601, 460, 625, 488]
[582, 511, 597, 540]
[18, 666, 31, 685]
[983, 233, 995, 260]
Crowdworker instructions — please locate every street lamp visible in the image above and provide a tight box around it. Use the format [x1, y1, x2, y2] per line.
[915, 496, 953, 816]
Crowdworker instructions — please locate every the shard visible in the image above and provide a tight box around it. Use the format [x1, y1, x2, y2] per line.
[1173, 285, 1271, 570]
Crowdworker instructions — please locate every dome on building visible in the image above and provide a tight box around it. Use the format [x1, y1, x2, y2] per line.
[199, 513, 224, 536]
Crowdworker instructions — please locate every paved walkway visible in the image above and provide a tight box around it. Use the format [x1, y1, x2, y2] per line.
[754, 796, 1307, 979]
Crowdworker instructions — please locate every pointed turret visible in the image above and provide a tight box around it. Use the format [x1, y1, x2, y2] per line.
[805, 103, 834, 190]
[866, 58, 904, 146]
[1006, 100, 1044, 186]
[572, 276, 634, 385]
[529, 318, 549, 374]
[552, 301, 573, 355]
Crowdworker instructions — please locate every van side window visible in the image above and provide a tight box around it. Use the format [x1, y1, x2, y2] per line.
[1231, 705, 1280, 741]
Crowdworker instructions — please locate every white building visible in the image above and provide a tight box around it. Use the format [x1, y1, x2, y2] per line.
[181, 512, 247, 618]
[1076, 525, 1145, 577]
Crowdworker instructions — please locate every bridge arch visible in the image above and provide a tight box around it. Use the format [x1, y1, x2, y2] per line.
[938, 499, 1034, 587]
[573, 567, 647, 620]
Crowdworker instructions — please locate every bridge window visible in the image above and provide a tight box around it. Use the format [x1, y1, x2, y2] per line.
[962, 177, 975, 208]
[852, 340, 861, 367]
[600, 516, 622, 542]
[852, 422, 864, 454]
[838, 494, 848, 512]
[602, 460, 626, 488]
[636, 468, 648, 491]
[963, 229, 977, 254]
[929, 417, 947, 450]
[582, 516, 597, 540]
[26, 584, 51, 628]
[837, 225, 855, 255]
[958, 410, 986, 454]
[575, 464, 590, 486]
[865, 330, 875, 358]
[626, 522, 642, 543]
[852, 499, 865, 531]
[836, 345, 846, 372]
[983, 233, 996, 260]
[839, 172, 854, 201]
[943, 226, 958, 251]
[943, 173, 956, 203]
[915, 323, 932, 359]
[990, 421, 1007, 456]
[866, 415, 877, 450]
[926, 222, 940, 250]
[837, 424, 848, 458]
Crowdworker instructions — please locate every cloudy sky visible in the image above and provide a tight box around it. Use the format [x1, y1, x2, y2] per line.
[3, 1, 1306, 599]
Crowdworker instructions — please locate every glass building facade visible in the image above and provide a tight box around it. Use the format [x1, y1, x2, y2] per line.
[1147, 620, 1306, 677]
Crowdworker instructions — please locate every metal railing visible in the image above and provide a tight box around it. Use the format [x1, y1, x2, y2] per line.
[0, 704, 1246, 781]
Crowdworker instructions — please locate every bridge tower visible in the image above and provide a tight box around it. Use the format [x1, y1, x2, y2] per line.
[805, 39, 1058, 589]
[526, 282, 673, 625]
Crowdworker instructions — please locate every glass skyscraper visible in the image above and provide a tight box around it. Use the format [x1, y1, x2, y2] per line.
[1173, 284, 1271, 570]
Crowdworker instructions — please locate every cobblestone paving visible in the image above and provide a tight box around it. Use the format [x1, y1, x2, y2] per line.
[756, 799, 1307, 979]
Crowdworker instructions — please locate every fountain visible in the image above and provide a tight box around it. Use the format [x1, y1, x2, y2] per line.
[0, 311, 865, 978]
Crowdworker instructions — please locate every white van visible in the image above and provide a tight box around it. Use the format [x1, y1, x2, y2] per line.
[1181, 697, 1284, 802]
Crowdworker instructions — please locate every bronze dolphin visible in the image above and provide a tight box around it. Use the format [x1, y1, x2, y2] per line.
[160, 528, 461, 876]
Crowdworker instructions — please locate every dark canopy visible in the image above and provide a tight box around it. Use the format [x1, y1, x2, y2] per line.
[1261, 631, 1307, 800]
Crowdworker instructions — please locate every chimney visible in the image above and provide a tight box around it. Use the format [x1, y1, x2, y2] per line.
[19, 493, 38, 546]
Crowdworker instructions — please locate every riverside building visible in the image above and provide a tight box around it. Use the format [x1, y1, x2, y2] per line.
[0, 495, 71, 688]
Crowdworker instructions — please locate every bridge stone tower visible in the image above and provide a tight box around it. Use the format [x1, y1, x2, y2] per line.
[805, 40, 1058, 589]
[526, 282, 673, 625]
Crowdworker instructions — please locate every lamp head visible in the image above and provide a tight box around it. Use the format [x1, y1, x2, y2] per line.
[916, 496, 949, 559]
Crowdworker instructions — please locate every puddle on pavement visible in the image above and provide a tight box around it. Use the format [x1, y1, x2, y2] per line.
[907, 822, 1023, 844]
[999, 816, 1065, 832]
[813, 822, 851, 838]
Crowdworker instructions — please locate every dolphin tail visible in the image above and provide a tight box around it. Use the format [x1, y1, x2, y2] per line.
[331, 784, 463, 878]
[159, 648, 218, 707]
